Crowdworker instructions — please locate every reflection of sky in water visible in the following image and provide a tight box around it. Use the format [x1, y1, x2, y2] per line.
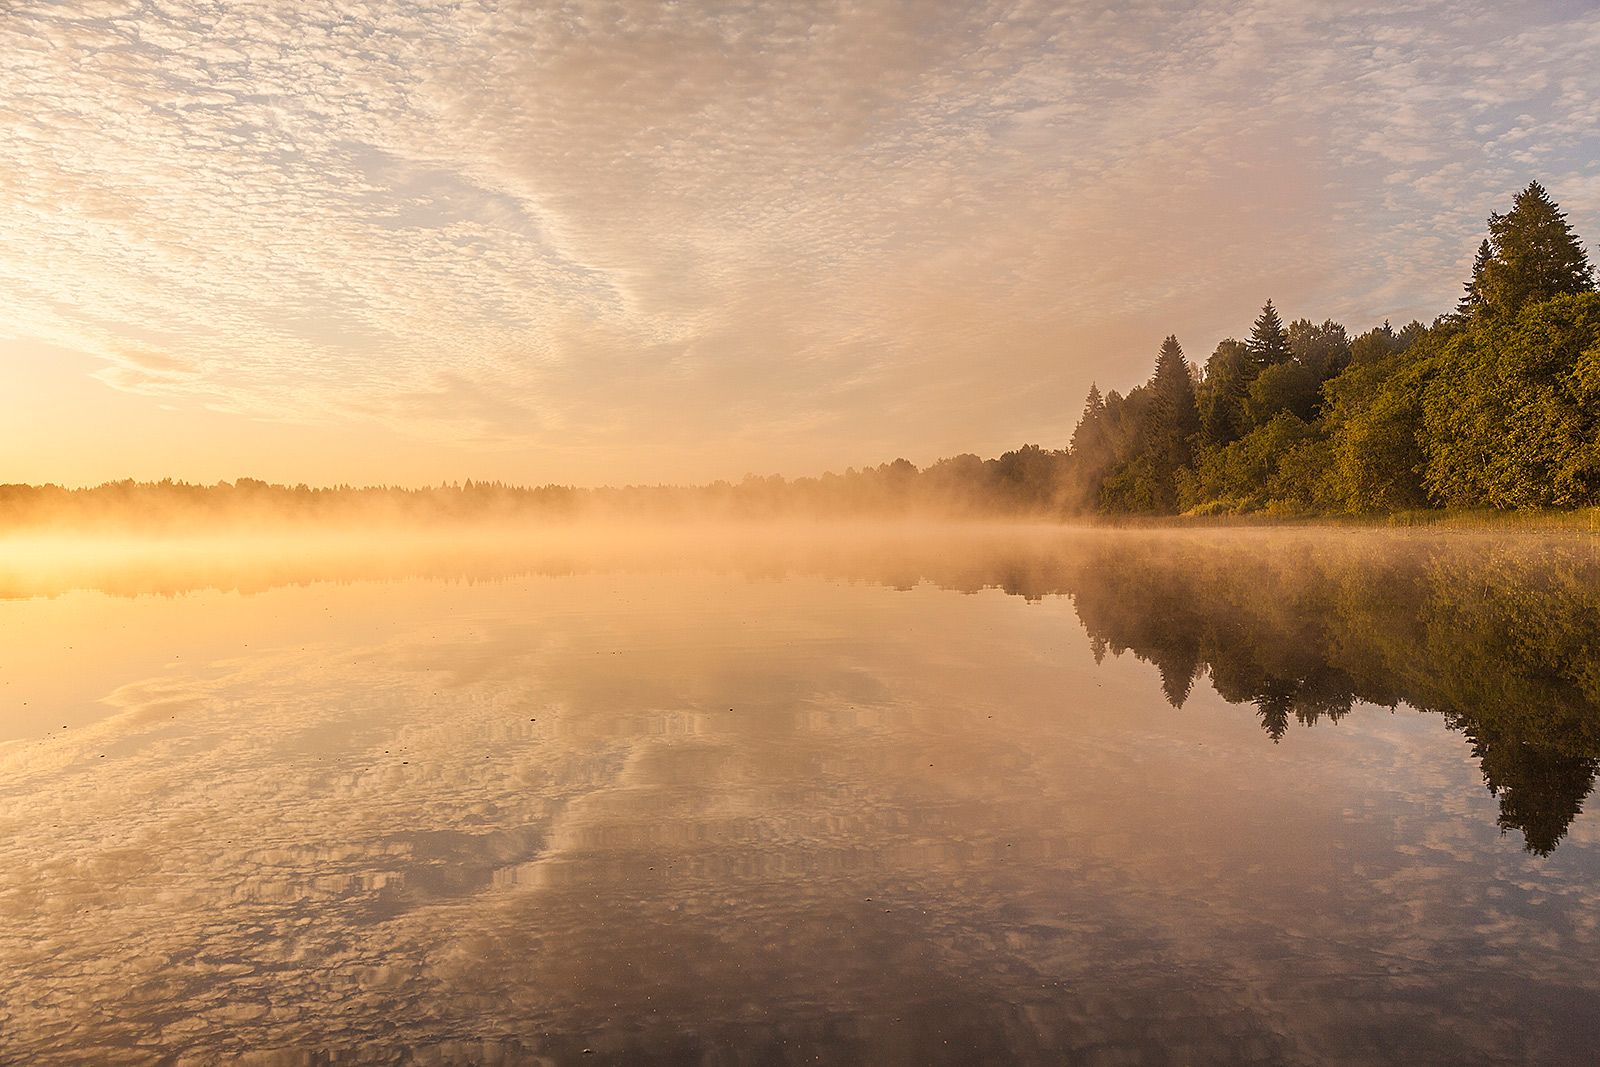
[1, 533, 1599, 1064]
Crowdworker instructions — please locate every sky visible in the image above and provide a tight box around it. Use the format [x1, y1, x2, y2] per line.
[3, 0, 1599, 488]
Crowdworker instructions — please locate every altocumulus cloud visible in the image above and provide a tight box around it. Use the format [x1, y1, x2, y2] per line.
[1, 0, 1598, 479]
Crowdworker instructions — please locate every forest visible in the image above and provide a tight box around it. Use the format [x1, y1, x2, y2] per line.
[2, 182, 1595, 526]
[1067, 181, 1600, 515]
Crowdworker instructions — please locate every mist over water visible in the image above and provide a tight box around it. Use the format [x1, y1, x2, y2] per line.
[11, 0, 1600, 1062]
[2, 524, 1598, 1065]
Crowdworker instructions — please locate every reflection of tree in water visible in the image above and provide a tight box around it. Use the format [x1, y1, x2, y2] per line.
[12, 527, 1598, 855]
[1055, 535, 1600, 856]
[778, 530, 1599, 854]
[1467, 722, 1598, 856]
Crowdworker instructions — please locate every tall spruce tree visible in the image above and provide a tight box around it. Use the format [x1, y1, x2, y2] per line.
[1070, 383, 1106, 455]
[1457, 239, 1492, 318]
[1247, 300, 1290, 369]
[1478, 182, 1595, 316]
[1150, 334, 1200, 451]
[1066, 383, 1117, 511]
[1095, 340, 1198, 514]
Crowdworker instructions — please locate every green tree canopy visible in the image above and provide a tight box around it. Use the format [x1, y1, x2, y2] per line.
[1099, 338, 1199, 513]
[1477, 182, 1595, 317]
[1061, 179, 1600, 517]
[1199, 338, 1250, 445]
[1421, 292, 1600, 508]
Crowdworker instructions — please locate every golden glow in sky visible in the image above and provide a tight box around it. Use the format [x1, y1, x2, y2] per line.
[3, 1, 1598, 486]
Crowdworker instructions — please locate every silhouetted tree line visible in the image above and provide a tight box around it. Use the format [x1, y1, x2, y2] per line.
[1068, 182, 1600, 514]
[0, 449, 1079, 529]
[0, 477, 584, 529]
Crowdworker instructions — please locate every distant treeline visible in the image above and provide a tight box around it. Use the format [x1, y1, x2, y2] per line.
[1067, 181, 1600, 515]
[0, 450, 1072, 529]
[5, 180, 1596, 526]
[0, 478, 584, 529]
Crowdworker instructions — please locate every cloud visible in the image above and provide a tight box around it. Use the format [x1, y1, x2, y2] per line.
[1, 0, 1598, 480]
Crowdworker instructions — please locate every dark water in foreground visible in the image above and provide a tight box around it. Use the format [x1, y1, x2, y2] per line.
[1, 526, 1598, 1065]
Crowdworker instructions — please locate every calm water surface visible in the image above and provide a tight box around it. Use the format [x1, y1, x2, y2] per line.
[1, 526, 1597, 1065]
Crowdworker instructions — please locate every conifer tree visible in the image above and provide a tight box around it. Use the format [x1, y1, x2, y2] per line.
[1149, 335, 1200, 448]
[1457, 238, 1492, 318]
[1070, 383, 1106, 455]
[1478, 182, 1595, 316]
[1066, 383, 1117, 511]
[1246, 300, 1290, 369]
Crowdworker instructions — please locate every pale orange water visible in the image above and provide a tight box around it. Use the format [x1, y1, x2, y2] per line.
[1, 526, 1597, 1064]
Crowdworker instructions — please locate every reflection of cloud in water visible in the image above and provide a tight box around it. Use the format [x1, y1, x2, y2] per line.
[0, 533, 1598, 1063]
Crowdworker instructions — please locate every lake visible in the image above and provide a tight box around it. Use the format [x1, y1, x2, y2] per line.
[1, 524, 1597, 1065]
